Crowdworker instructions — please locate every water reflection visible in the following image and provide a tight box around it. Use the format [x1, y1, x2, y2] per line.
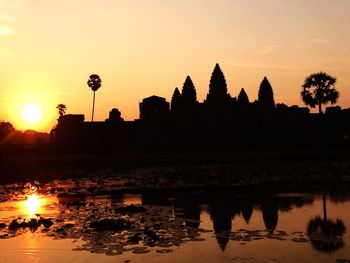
[25, 195, 40, 216]
[240, 198, 253, 223]
[209, 198, 234, 251]
[122, 194, 142, 205]
[0, 194, 58, 219]
[262, 196, 279, 233]
[307, 193, 346, 253]
[1, 187, 350, 260]
[20, 194, 58, 218]
[138, 192, 318, 251]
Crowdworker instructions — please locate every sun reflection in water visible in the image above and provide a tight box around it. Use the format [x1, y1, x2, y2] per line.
[122, 194, 142, 205]
[25, 195, 41, 216]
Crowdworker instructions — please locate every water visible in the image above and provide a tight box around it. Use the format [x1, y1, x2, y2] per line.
[0, 180, 349, 262]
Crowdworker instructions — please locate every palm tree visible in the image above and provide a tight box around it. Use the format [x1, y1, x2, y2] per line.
[301, 72, 339, 114]
[87, 74, 102, 122]
[56, 104, 66, 117]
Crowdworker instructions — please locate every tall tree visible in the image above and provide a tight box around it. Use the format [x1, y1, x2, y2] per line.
[87, 74, 102, 122]
[171, 87, 181, 112]
[56, 104, 67, 117]
[301, 72, 339, 114]
[237, 88, 249, 105]
[258, 77, 275, 109]
[205, 63, 230, 105]
[181, 76, 197, 108]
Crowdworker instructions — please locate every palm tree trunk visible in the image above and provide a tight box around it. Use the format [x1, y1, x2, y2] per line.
[318, 100, 325, 156]
[91, 91, 95, 122]
[323, 193, 327, 221]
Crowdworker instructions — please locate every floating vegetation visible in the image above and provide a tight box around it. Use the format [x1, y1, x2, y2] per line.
[1, 178, 349, 259]
[228, 229, 309, 244]
[8, 217, 53, 231]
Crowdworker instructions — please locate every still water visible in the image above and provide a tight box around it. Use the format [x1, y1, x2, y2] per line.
[0, 181, 349, 262]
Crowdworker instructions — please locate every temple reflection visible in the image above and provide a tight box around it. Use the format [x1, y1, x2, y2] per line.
[28, 190, 349, 254]
[209, 198, 234, 251]
[239, 197, 253, 223]
[262, 196, 279, 233]
[137, 191, 320, 251]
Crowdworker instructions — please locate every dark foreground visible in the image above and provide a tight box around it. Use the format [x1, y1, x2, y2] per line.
[1, 150, 350, 192]
[1, 149, 350, 262]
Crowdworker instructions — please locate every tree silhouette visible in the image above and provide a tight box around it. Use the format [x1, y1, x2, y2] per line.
[205, 63, 230, 105]
[301, 72, 339, 114]
[258, 77, 275, 109]
[0, 121, 14, 140]
[171, 87, 181, 112]
[56, 104, 67, 117]
[87, 74, 102, 122]
[276, 103, 288, 111]
[181, 76, 197, 109]
[237, 88, 249, 105]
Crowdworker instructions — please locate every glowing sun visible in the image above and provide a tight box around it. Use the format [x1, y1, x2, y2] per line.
[21, 103, 43, 124]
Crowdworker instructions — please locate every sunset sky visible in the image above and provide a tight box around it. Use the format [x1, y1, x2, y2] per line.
[1, 0, 350, 132]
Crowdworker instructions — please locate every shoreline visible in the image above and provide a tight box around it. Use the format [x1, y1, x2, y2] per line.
[1, 150, 350, 192]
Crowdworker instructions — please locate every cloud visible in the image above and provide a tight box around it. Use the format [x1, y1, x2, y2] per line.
[299, 36, 331, 44]
[312, 38, 330, 44]
[223, 62, 311, 73]
[254, 45, 280, 55]
[0, 25, 11, 36]
[296, 36, 332, 49]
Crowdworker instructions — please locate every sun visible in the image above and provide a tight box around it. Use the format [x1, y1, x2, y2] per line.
[21, 103, 43, 124]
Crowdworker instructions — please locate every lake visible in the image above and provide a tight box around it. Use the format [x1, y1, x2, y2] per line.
[0, 180, 349, 263]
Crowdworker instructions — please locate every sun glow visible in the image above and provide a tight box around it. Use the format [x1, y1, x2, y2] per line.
[16, 195, 59, 218]
[25, 195, 41, 216]
[21, 103, 43, 124]
[5, 85, 58, 131]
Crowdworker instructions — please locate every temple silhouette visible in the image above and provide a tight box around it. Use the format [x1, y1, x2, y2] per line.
[52, 64, 350, 152]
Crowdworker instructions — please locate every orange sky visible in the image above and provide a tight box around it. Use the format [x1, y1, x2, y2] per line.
[1, 0, 350, 132]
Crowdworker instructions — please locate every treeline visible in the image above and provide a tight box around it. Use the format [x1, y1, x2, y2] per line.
[0, 121, 49, 151]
